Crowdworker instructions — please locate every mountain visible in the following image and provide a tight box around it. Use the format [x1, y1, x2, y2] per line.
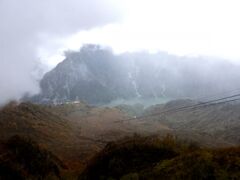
[30, 44, 240, 105]
[0, 101, 86, 169]
[1, 100, 239, 178]
[0, 101, 170, 173]
[144, 99, 240, 145]
[31, 45, 137, 104]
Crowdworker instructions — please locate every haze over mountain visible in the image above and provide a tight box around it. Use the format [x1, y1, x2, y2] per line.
[1, 1, 240, 179]
[1, 0, 240, 105]
[0, 0, 121, 105]
[29, 44, 240, 105]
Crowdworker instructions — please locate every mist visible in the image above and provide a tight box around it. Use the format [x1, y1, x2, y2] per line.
[0, 0, 121, 105]
[1, 0, 240, 105]
[28, 44, 240, 106]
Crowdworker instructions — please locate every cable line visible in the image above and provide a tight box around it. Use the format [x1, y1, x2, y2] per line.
[114, 93, 240, 123]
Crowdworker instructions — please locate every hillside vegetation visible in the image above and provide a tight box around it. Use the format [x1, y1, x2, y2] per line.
[0, 135, 64, 179]
[79, 135, 240, 180]
[0, 101, 240, 179]
[144, 99, 240, 145]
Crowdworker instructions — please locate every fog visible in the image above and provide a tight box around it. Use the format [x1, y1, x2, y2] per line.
[0, 0, 121, 105]
[1, 0, 240, 105]
[30, 44, 240, 106]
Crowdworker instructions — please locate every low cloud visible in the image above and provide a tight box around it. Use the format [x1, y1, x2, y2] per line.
[0, 0, 121, 105]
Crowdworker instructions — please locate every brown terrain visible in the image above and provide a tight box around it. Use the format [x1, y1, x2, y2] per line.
[0, 99, 240, 178]
[0, 101, 169, 176]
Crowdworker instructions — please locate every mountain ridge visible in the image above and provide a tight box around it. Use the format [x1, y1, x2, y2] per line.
[28, 44, 240, 105]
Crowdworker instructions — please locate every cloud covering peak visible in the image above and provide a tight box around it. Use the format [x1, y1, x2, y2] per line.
[0, 0, 121, 104]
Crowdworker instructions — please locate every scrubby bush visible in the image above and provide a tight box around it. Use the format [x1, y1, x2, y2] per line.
[79, 135, 240, 180]
[0, 135, 64, 179]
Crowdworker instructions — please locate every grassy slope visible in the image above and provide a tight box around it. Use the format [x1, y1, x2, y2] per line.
[0, 102, 169, 174]
[0, 102, 96, 171]
[79, 135, 240, 180]
[1, 101, 240, 179]
[144, 100, 240, 145]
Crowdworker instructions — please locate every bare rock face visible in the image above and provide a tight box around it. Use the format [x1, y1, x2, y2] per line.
[30, 44, 240, 105]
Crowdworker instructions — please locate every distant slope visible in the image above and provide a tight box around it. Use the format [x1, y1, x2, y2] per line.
[1, 100, 240, 178]
[144, 99, 240, 145]
[0, 102, 117, 170]
[29, 44, 240, 105]
[0, 102, 73, 143]
[0, 102, 170, 171]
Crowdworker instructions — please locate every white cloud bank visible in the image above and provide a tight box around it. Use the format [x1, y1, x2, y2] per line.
[1, 0, 240, 104]
[41, 0, 240, 67]
[0, 0, 121, 104]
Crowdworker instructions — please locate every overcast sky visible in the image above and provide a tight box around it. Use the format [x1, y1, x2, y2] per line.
[0, 0, 121, 104]
[40, 0, 240, 67]
[1, 0, 240, 104]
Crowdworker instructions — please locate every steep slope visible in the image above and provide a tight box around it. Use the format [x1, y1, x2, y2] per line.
[0, 102, 85, 169]
[0, 102, 74, 143]
[0, 102, 120, 171]
[1, 100, 239, 179]
[0, 101, 170, 172]
[30, 44, 240, 105]
[33, 45, 137, 104]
